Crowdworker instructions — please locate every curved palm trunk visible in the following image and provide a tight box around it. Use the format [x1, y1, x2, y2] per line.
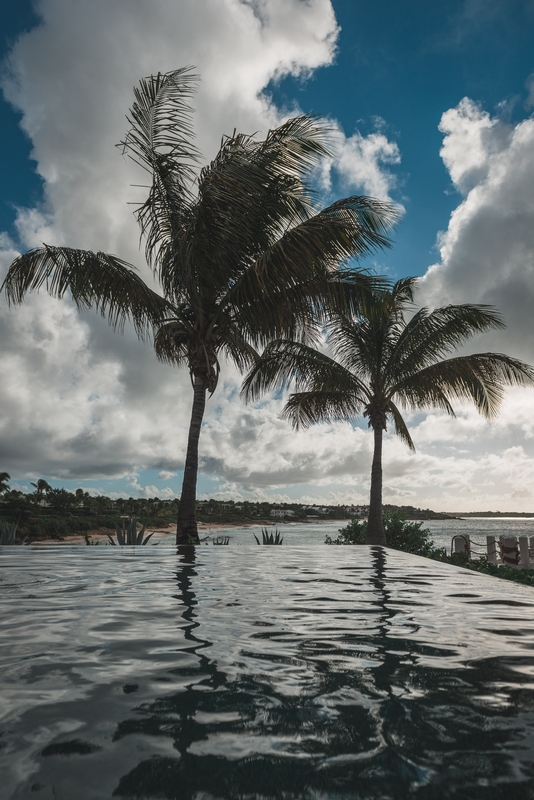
[177, 375, 206, 544]
[366, 424, 387, 546]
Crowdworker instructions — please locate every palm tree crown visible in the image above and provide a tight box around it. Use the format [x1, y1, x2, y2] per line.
[242, 277, 534, 545]
[2, 67, 397, 543]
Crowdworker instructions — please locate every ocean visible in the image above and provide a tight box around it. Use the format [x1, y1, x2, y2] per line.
[195, 516, 534, 554]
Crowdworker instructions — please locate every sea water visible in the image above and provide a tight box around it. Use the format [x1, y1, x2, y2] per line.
[199, 516, 534, 554]
[2, 545, 534, 799]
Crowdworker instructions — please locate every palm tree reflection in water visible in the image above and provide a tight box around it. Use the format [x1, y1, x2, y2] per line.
[112, 548, 534, 799]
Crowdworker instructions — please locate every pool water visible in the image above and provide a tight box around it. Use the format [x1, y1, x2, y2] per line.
[2, 546, 534, 799]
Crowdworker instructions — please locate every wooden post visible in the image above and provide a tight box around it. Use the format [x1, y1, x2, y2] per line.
[502, 536, 519, 568]
[453, 535, 470, 556]
[519, 536, 530, 569]
[487, 535, 497, 565]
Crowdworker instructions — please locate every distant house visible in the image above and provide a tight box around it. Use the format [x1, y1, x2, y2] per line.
[270, 509, 295, 518]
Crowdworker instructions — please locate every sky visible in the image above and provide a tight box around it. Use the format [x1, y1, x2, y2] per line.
[1, 0, 534, 511]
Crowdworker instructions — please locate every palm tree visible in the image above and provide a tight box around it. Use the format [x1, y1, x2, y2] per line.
[31, 478, 52, 500]
[242, 277, 534, 546]
[1, 68, 397, 544]
[0, 472, 10, 493]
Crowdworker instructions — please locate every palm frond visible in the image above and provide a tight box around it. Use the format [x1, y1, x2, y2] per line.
[119, 68, 201, 271]
[394, 353, 534, 419]
[154, 318, 191, 366]
[211, 199, 396, 347]
[241, 338, 368, 403]
[258, 115, 334, 178]
[2, 246, 170, 338]
[282, 389, 364, 429]
[389, 276, 418, 307]
[329, 315, 384, 382]
[218, 326, 259, 373]
[389, 304, 505, 380]
[254, 196, 397, 282]
[119, 67, 200, 176]
[388, 400, 415, 451]
[162, 119, 335, 298]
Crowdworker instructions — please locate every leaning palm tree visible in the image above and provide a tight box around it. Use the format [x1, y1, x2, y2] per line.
[242, 277, 534, 546]
[1, 68, 397, 544]
[31, 478, 52, 500]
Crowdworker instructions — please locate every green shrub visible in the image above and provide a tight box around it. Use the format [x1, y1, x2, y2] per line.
[450, 552, 534, 586]
[18, 517, 69, 539]
[326, 510, 446, 559]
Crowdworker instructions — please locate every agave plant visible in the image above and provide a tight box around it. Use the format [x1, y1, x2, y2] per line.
[107, 518, 155, 546]
[212, 536, 230, 545]
[254, 527, 283, 545]
[83, 532, 100, 546]
[0, 519, 25, 545]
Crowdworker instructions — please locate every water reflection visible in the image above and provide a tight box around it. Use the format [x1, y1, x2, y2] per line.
[111, 547, 534, 799]
[2, 546, 534, 798]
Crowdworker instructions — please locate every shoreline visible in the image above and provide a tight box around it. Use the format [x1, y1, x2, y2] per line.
[26, 519, 347, 545]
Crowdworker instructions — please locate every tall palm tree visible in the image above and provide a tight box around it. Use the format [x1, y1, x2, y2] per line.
[1, 68, 397, 544]
[242, 277, 534, 546]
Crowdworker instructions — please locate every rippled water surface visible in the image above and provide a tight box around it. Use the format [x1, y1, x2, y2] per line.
[2, 546, 534, 799]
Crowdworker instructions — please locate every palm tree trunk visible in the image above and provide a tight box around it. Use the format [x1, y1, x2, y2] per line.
[177, 374, 206, 544]
[366, 424, 387, 546]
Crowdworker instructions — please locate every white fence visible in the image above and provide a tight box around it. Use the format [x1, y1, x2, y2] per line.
[452, 534, 534, 569]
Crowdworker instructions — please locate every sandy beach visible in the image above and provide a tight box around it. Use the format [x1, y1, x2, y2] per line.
[26, 518, 338, 545]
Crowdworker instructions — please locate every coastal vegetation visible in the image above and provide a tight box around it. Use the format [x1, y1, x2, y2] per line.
[329, 512, 534, 588]
[0, 479, 354, 541]
[0, 472, 10, 494]
[1, 67, 396, 545]
[449, 552, 534, 587]
[326, 510, 445, 558]
[243, 277, 534, 546]
[0, 520, 22, 546]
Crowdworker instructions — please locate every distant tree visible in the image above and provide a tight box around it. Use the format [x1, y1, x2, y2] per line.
[31, 479, 53, 501]
[243, 277, 534, 546]
[0, 472, 10, 493]
[47, 488, 76, 513]
[31, 478, 52, 496]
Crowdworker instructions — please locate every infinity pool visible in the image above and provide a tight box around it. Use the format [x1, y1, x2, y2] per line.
[2, 546, 534, 799]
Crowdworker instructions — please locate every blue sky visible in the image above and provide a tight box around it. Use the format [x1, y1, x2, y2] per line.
[2, 0, 534, 509]
[269, 0, 534, 277]
[3, 0, 534, 277]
